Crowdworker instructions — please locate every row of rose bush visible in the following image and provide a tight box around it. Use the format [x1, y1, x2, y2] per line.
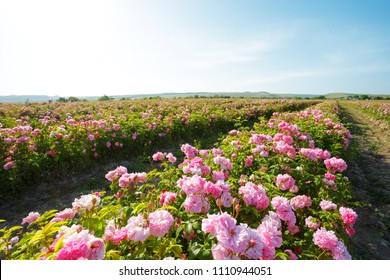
[342, 100, 390, 124]
[0, 101, 357, 260]
[0, 98, 317, 197]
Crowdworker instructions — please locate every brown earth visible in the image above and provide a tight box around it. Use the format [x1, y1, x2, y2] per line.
[338, 102, 390, 259]
[0, 160, 131, 229]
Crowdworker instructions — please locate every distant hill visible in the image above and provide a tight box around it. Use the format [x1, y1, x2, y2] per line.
[1, 91, 388, 103]
[0, 95, 61, 103]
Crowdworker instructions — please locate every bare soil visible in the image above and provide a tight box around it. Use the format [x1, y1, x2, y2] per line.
[339, 102, 390, 259]
[0, 160, 131, 229]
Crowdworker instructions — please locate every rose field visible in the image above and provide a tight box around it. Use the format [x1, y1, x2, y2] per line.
[1, 98, 388, 260]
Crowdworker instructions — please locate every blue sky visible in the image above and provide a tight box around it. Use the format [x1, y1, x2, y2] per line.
[0, 0, 389, 96]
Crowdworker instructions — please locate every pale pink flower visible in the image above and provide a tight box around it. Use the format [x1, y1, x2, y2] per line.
[166, 153, 177, 163]
[212, 170, 226, 181]
[72, 194, 100, 212]
[211, 243, 233, 260]
[21, 212, 40, 225]
[213, 156, 233, 170]
[183, 194, 209, 213]
[221, 191, 233, 208]
[251, 144, 269, 157]
[305, 216, 321, 230]
[126, 215, 150, 242]
[324, 157, 347, 173]
[177, 175, 206, 195]
[88, 134, 95, 141]
[106, 141, 111, 148]
[249, 134, 271, 145]
[331, 241, 352, 260]
[290, 195, 312, 210]
[50, 208, 75, 223]
[243, 228, 264, 259]
[204, 181, 222, 198]
[238, 182, 269, 210]
[56, 228, 105, 260]
[87, 237, 106, 260]
[152, 151, 166, 161]
[313, 227, 339, 251]
[325, 172, 336, 181]
[271, 197, 297, 234]
[299, 148, 318, 161]
[112, 228, 129, 245]
[199, 149, 209, 157]
[218, 224, 249, 254]
[275, 174, 298, 193]
[148, 210, 174, 237]
[320, 199, 337, 211]
[105, 166, 128, 182]
[159, 191, 177, 206]
[181, 144, 198, 159]
[257, 212, 282, 260]
[285, 249, 298, 260]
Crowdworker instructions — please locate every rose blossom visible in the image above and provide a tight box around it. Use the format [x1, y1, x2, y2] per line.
[290, 195, 312, 210]
[275, 174, 298, 193]
[339, 207, 358, 226]
[324, 157, 347, 173]
[313, 227, 338, 251]
[21, 212, 40, 225]
[50, 208, 75, 223]
[148, 210, 174, 237]
[320, 199, 337, 211]
[238, 182, 269, 210]
[305, 216, 321, 230]
[159, 191, 177, 206]
[126, 215, 150, 242]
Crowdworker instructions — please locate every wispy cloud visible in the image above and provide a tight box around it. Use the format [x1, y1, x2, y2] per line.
[190, 24, 298, 68]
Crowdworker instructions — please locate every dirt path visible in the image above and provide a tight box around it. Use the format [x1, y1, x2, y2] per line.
[339, 102, 390, 259]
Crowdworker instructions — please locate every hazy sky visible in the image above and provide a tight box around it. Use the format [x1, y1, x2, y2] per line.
[1, 0, 389, 96]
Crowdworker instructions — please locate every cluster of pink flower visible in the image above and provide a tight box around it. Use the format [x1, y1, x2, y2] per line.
[177, 174, 233, 213]
[290, 195, 312, 210]
[152, 151, 177, 163]
[49, 225, 105, 260]
[181, 144, 198, 159]
[72, 193, 101, 213]
[105, 165, 147, 197]
[238, 182, 269, 210]
[275, 173, 298, 193]
[50, 208, 76, 223]
[299, 147, 331, 161]
[202, 211, 284, 260]
[179, 157, 211, 175]
[103, 210, 174, 244]
[21, 211, 40, 225]
[313, 227, 351, 260]
[271, 197, 299, 234]
[339, 206, 358, 236]
[118, 172, 147, 189]
[159, 190, 177, 206]
[324, 157, 348, 173]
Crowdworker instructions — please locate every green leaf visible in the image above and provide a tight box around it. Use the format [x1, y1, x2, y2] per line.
[169, 244, 183, 259]
[132, 202, 148, 215]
